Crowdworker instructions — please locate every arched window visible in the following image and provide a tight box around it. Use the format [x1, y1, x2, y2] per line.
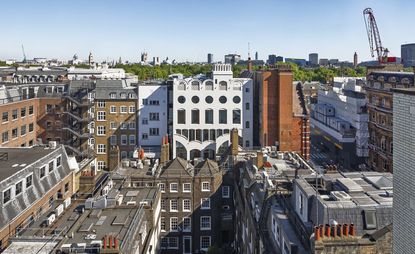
[176, 141, 187, 159]
[191, 81, 200, 90]
[219, 81, 227, 90]
[191, 109, 200, 124]
[120, 93, 127, 99]
[219, 109, 227, 124]
[177, 109, 186, 124]
[128, 93, 135, 99]
[233, 109, 241, 124]
[205, 109, 213, 124]
[205, 81, 214, 90]
[178, 82, 186, 90]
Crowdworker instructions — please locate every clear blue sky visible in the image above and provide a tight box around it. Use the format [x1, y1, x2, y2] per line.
[1, 0, 413, 63]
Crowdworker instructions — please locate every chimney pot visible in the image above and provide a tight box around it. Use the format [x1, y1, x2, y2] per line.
[337, 224, 343, 237]
[314, 226, 321, 241]
[331, 225, 337, 237]
[103, 235, 107, 249]
[108, 235, 113, 249]
[325, 224, 331, 237]
[319, 224, 324, 237]
[343, 224, 349, 237]
[350, 223, 356, 236]
[114, 237, 119, 249]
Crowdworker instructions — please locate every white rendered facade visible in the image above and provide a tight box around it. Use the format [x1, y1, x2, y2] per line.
[311, 77, 369, 157]
[137, 81, 169, 153]
[172, 64, 253, 160]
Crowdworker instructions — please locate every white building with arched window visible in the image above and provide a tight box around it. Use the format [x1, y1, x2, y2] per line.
[172, 64, 253, 160]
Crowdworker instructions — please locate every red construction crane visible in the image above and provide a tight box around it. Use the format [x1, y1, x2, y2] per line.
[363, 8, 396, 64]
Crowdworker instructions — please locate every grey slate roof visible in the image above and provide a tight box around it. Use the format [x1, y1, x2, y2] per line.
[0, 146, 74, 231]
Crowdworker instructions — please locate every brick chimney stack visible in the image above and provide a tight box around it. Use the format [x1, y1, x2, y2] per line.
[231, 128, 239, 156]
[248, 57, 253, 72]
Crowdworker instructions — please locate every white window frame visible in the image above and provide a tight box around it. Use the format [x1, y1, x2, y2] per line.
[110, 105, 117, 114]
[97, 111, 106, 121]
[201, 181, 210, 192]
[97, 161, 106, 170]
[183, 183, 191, 193]
[183, 199, 191, 212]
[170, 183, 178, 193]
[222, 186, 230, 198]
[161, 199, 166, 211]
[110, 135, 117, 145]
[170, 217, 179, 231]
[200, 216, 211, 230]
[110, 122, 117, 130]
[121, 135, 128, 145]
[161, 217, 166, 231]
[201, 198, 211, 210]
[129, 106, 136, 113]
[97, 126, 106, 136]
[15, 181, 23, 197]
[200, 236, 211, 251]
[170, 199, 178, 212]
[120, 106, 127, 114]
[2, 188, 12, 205]
[129, 135, 136, 145]
[128, 122, 136, 130]
[183, 217, 191, 232]
[159, 183, 165, 192]
[97, 144, 106, 154]
[97, 101, 105, 108]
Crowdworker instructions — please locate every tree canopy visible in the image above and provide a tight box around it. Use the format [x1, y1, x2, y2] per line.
[115, 62, 366, 83]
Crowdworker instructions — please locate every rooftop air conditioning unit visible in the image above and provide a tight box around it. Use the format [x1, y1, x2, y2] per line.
[130, 160, 137, 168]
[121, 160, 130, 167]
[330, 191, 351, 201]
[46, 213, 56, 226]
[64, 197, 71, 209]
[55, 204, 64, 217]
[49, 141, 57, 149]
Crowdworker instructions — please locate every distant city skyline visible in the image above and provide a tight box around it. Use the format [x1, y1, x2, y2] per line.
[0, 0, 414, 63]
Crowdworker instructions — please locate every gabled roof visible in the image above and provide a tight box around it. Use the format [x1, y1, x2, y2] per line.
[194, 159, 221, 176]
[159, 157, 193, 177]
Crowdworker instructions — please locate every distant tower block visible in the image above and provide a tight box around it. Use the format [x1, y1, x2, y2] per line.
[255, 51, 259, 61]
[88, 52, 94, 65]
[354, 52, 358, 67]
[141, 52, 148, 62]
[207, 53, 213, 64]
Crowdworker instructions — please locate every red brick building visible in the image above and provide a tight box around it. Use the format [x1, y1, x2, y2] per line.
[249, 66, 310, 159]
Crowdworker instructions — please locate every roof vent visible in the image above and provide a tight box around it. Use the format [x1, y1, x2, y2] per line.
[330, 191, 351, 201]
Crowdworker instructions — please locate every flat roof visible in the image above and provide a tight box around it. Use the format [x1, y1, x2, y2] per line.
[17, 183, 158, 251]
[0, 146, 59, 182]
[392, 87, 415, 95]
